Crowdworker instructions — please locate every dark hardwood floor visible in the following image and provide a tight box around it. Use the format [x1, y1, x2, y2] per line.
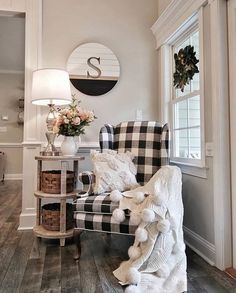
[0, 181, 236, 293]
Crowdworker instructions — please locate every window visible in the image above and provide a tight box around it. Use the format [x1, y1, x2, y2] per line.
[170, 24, 204, 167]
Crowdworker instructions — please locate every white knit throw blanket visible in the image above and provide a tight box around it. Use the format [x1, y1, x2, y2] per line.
[112, 166, 187, 293]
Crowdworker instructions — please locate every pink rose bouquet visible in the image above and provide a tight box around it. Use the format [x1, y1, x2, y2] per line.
[53, 97, 96, 136]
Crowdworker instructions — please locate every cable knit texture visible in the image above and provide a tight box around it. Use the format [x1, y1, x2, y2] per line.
[113, 166, 187, 293]
[91, 149, 139, 194]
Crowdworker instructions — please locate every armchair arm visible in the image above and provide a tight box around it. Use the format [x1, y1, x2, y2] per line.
[161, 123, 169, 166]
[78, 171, 95, 195]
[99, 124, 114, 150]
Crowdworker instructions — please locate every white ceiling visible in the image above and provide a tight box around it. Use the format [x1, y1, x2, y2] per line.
[0, 15, 25, 72]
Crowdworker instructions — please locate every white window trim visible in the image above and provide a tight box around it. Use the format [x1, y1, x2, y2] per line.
[171, 162, 208, 179]
[167, 9, 206, 175]
[170, 20, 205, 168]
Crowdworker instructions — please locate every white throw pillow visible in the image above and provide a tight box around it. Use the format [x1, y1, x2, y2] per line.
[91, 149, 139, 194]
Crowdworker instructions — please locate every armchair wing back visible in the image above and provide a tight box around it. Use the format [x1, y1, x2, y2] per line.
[99, 121, 169, 185]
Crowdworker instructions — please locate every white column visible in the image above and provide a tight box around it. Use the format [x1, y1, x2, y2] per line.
[228, 0, 236, 269]
[18, 0, 43, 230]
[0, 0, 43, 230]
[209, 0, 232, 269]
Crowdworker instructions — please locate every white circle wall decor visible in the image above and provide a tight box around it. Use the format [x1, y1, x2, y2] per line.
[67, 42, 120, 96]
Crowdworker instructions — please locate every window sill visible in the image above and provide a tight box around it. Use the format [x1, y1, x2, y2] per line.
[170, 161, 208, 178]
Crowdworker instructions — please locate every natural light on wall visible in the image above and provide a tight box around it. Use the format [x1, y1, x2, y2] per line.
[172, 27, 201, 163]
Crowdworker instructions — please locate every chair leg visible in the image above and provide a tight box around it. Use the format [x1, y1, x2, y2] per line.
[73, 229, 82, 261]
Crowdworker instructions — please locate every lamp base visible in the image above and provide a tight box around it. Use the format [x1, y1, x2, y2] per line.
[41, 131, 59, 156]
[40, 150, 60, 156]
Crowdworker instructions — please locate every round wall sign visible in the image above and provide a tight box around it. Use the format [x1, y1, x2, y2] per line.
[67, 43, 120, 96]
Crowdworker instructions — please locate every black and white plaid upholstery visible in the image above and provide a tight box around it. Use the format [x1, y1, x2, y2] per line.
[76, 194, 119, 214]
[100, 121, 169, 185]
[74, 212, 136, 235]
[74, 121, 169, 234]
[99, 124, 114, 150]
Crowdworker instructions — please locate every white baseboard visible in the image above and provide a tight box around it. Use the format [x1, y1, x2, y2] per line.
[184, 225, 216, 266]
[18, 212, 36, 230]
[5, 173, 23, 180]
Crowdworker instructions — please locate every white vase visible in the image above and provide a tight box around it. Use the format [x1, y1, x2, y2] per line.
[61, 136, 77, 156]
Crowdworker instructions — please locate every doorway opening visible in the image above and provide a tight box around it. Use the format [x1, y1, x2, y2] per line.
[0, 12, 25, 183]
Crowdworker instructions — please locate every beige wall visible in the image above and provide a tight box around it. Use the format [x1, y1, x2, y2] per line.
[0, 147, 23, 175]
[41, 0, 159, 145]
[157, 0, 172, 17]
[0, 73, 24, 143]
[0, 16, 25, 72]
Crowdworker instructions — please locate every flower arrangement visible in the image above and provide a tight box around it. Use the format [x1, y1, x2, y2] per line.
[53, 96, 96, 136]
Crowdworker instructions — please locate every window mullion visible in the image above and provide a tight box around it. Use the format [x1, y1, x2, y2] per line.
[187, 98, 190, 158]
[172, 90, 200, 104]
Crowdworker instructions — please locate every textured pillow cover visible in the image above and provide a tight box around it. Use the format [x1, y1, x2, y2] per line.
[91, 149, 139, 194]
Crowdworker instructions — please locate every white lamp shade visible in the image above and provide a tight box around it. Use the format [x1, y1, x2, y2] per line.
[31, 69, 72, 106]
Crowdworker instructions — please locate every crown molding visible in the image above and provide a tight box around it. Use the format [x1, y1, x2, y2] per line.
[151, 0, 208, 49]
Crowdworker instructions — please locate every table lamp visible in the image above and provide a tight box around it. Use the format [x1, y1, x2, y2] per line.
[31, 68, 72, 156]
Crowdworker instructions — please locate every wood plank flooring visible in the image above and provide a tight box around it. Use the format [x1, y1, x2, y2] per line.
[0, 181, 236, 292]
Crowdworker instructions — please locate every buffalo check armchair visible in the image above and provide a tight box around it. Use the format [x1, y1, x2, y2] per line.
[73, 121, 169, 257]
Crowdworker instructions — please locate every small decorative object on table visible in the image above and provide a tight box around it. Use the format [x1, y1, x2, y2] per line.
[53, 96, 96, 156]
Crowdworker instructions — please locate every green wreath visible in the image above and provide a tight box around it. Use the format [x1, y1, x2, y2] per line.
[173, 45, 199, 92]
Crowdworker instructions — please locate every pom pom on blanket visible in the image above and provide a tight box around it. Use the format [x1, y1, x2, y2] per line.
[128, 245, 142, 260]
[112, 208, 125, 223]
[127, 267, 141, 285]
[135, 227, 148, 242]
[125, 285, 140, 293]
[133, 192, 145, 204]
[130, 211, 141, 226]
[141, 208, 155, 222]
[157, 219, 170, 234]
[110, 190, 123, 202]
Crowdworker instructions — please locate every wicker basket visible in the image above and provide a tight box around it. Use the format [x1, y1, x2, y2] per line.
[42, 203, 74, 231]
[41, 170, 75, 194]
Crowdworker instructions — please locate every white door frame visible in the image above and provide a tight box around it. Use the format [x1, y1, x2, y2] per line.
[0, 0, 43, 229]
[228, 0, 236, 269]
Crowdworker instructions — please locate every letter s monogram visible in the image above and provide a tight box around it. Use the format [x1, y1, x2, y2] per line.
[87, 57, 102, 79]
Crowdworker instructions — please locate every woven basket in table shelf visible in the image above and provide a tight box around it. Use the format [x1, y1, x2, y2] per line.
[42, 203, 74, 231]
[41, 170, 75, 194]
